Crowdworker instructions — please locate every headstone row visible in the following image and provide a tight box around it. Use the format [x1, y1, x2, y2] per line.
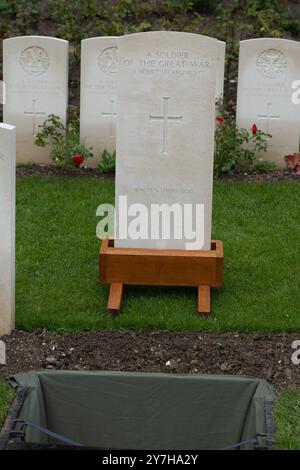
[2, 34, 225, 167]
[2, 35, 300, 167]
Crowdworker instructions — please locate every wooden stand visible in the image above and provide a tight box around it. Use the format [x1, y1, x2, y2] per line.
[99, 239, 224, 317]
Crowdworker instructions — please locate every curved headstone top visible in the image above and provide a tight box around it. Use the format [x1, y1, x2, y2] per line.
[118, 30, 221, 42]
[239, 37, 300, 46]
[81, 36, 119, 43]
[4, 35, 68, 42]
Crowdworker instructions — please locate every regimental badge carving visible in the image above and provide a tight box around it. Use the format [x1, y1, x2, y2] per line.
[256, 49, 287, 79]
[98, 47, 118, 76]
[20, 46, 50, 76]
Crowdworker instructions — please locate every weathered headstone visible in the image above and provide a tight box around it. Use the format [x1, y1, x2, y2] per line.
[3, 36, 68, 164]
[236, 38, 300, 167]
[115, 32, 219, 250]
[0, 123, 16, 336]
[80, 37, 118, 166]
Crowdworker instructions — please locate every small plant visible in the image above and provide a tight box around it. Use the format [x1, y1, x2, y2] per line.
[252, 158, 276, 174]
[98, 149, 116, 173]
[35, 114, 93, 166]
[35, 114, 65, 163]
[214, 105, 270, 176]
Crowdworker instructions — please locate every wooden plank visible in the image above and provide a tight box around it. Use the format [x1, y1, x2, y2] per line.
[101, 252, 217, 287]
[101, 238, 218, 258]
[99, 241, 223, 287]
[107, 283, 123, 317]
[198, 285, 210, 316]
[100, 242, 223, 286]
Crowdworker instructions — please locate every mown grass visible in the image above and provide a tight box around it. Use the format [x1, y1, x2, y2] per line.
[0, 382, 13, 429]
[275, 388, 300, 450]
[16, 177, 300, 332]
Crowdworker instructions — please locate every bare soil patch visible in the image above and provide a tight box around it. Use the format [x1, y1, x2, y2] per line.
[1, 330, 299, 391]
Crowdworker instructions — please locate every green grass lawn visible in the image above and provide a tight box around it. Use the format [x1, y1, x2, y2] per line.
[16, 177, 300, 332]
[275, 388, 300, 450]
[0, 382, 13, 429]
[0, 380, 299, 449]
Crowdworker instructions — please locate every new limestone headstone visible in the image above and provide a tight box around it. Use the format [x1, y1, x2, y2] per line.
[0, 123, 16, 336]
[115, 31, 219, 250]
[80, 37, 225, 166]
[3, 36, 68, 164]
[80, 37, 118, 167]
[236, 38, 300, 167]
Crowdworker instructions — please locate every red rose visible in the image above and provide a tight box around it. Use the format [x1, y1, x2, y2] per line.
[252, 123, 258, 135]
[72, 154, 84, 167]
[217, 117, 225, 123]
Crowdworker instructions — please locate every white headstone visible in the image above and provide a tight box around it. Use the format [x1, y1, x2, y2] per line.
[0, 340, 6, 365]
[115, 31, 219, 250]
[80, 37, 118, 167]
[216, 40, 226, 102]
[236, 38, 300, 167]
[0, 123, 16, 336]
[80, 36, 224, 167]
[3, 36, 68, 164]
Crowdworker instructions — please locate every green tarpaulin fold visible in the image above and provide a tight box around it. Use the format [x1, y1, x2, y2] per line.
[10, 370, 275, 450]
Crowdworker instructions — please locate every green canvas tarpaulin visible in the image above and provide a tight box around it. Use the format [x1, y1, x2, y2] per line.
[7, 370, 275, 450]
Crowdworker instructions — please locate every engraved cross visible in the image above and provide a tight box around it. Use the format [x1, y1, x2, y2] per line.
[24, 99, 46, 137]
[101, 99, 117, 138]
[149, 97, 183, 154]
[257, 102, 280, 133]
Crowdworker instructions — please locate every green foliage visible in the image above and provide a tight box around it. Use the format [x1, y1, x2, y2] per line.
[162, 0, 219, 15]
[214, 108, 270, 176]
[35, 114, 93, 165]
[189, 0, 220, 14]
[98, 149, 116, 173]
[35, 114, 66, 163]
[281, 19, 300, 36]
[252, 159, 276, 174]
[247, 7, 284, 37]
[0, 0, 44, 36]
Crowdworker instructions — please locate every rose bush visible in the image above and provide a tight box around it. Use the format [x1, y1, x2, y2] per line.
[35, 114, 93, 166]
[214, 109, 271, 176]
